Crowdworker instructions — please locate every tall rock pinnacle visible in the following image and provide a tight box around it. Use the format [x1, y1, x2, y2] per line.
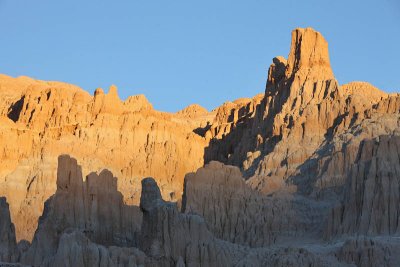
[286, 27, 334, 81]
[266, 27, 336, 97]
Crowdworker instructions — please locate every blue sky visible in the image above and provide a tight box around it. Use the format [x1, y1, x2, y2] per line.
[0, 0, 399, 112]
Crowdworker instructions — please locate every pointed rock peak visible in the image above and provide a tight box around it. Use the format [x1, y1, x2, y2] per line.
[94, 84, 123, 113]
[94, 87, 104, 97]
[107, 85, 119, 98]
[125, 94, 153, 111]
[266, 56, 287, 91]
[273, 56, 287, 65]
[286, 27, 334, 81]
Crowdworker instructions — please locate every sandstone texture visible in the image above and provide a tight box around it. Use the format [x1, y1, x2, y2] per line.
[204, 28, 395, 199]
[0, 76, 210, 241]
[0, 27, 400, 266]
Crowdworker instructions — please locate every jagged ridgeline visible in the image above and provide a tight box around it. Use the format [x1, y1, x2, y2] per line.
[0, 28, 399, 267]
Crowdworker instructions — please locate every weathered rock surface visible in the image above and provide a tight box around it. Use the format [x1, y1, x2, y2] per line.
[139, 177, 243, 266]
[0, 75, 210, 241]
[42, 230, 146, 267]
[336, 237, 400, 267]
[326, 135, 400, 238]
[140, 177, 337, 267]
[0, 198, 18, 263]
[203, 27, 396, 202]
[21, 155, 141, 266]
[183, 161, 327, 247]
[0, 26, 400, 267]
[9, 155, 400, 267]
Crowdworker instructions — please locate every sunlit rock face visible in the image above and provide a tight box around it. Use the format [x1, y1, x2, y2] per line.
[204, 27, 395, 198]
[0, 27, 400, 267]
[0, 75, 211, 241]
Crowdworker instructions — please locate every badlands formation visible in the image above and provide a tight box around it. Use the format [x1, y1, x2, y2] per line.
[0, 27, 399, 266]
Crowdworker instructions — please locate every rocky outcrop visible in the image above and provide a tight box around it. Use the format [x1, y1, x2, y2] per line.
[336, 237, 400, 267]
[0, 77, 209, 241]
[182, 161, 327, 247]
[140, 177, 336, 267]
[326, 135, 400, 238]
[42, 230, 146, 267]
[204, 27, 391, 198]
[286, 28, 334, 81]
[0, 198, 18, 263]
[0, 26, 400, 267]
[139, 177, 245, 266]
[10, 156, 399, 267]
[176, 104, 209, 119]
[21, 155, 141, 266]
[1, 27, 397, 244]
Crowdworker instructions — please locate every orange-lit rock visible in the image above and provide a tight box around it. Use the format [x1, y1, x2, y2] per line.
[0, 77, 210, 241]
[0, 27, 400, 267]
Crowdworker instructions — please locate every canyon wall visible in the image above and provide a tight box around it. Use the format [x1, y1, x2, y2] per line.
[0, 27, 399, 267]
[0, 76, 211, 241]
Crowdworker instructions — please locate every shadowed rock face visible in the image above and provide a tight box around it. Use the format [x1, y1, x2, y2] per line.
[0, 27, 397, 244]
[0, 27, 400, 267]
[139, 177, 335, 267]
[0, 76, 210, 241]
[182, 161, 327, 247]
[6, 155, 400, 267]
[42, 230, 147, 267]
[326, 135, 400, 238]
[0, 198, 18, 263]
[204, 27, 395, 199]
[336, 237, 400, 267]
[21, 155, 141, 266]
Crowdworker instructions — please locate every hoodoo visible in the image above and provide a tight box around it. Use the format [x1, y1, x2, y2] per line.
[0, 27, 399, 266]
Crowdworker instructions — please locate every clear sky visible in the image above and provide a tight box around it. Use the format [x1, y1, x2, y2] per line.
[0, 0, 399, 112]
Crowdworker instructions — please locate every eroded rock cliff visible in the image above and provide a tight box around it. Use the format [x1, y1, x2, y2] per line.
[7, 155, 400, 267]
[0, 76, 210, 241]
[326, 135, 400, 238]
[21, 155, 142, 266]
[204, 27, 393, 200]
[0, 26, 399, 267]
[182, 161, 326, 247]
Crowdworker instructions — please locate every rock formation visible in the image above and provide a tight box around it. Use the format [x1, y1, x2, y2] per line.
[42, 230, 146, 267]
[204, 27, 392, 198]
[0, 198, 18, 263]
[0, 75, 210, 241]
[2, 154, 399, 266]
[326, 135, 400, 238]
[182, 161, 326, 247]
[21, 155, 142, 266]
[0, 26, 399, 266]
[336, 237, 400, 267]
[139, 177, 243, 266]
[139, 177, 338, 267]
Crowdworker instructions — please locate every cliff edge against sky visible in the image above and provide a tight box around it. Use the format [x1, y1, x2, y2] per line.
[0, 28, 399, 267]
